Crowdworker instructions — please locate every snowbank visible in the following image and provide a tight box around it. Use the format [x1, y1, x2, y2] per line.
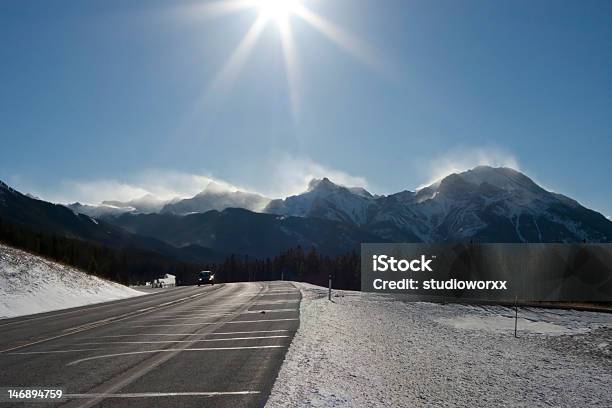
[267, 283, 612, 407]
[0, 244, 145, 319]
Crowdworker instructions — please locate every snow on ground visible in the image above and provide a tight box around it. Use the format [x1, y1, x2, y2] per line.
[267, 283, 612, 408]
[0, 243, 145, 319]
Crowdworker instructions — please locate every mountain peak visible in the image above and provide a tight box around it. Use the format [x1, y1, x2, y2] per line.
[307, 177, 338, 192]
[434, 165, 542, 193]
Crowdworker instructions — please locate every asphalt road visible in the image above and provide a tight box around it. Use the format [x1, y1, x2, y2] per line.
[0, 281, 301, 407]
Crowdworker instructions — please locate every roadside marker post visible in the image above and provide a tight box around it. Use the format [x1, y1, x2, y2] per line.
[328, 274, 332, 301]
[514, 296, 518, 338]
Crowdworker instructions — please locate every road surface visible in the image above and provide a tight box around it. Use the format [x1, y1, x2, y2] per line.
[0, 281, 300, 407]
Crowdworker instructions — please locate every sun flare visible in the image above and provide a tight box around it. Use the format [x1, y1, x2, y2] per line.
[187, 0, 378, 118]
[255, 0, 301, 23]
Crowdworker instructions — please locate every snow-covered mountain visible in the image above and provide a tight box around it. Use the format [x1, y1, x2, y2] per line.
[265, 178, 376, 225]
[160, 182, 270, 215]
[7, 165, 611, 247]
[265, 166, 612, 243]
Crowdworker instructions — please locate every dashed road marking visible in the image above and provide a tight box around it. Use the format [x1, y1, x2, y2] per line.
[10, 348, 109, 354]
[97, 330, 291, 338]
[131, 318, 299, 327]
[241, 309, 298, 314]
[73, 335, 290, 345]
[148, 310, 297, 320]
[66, 345, 286, 366]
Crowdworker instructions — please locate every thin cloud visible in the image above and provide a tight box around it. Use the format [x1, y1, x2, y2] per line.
[35, 170, 247, 205]
[266, 154, 369, 198]
[418, 147, 520, 190]
[15, 155, 369, 205]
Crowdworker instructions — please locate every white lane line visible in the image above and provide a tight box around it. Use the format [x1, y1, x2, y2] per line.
[66, 345, 286, 366]
[177, 300, 299, 309]
[152, 315, 233, 318]
[233, 293, 299, 297]
[241, 309, 298, 314]
[131, 318, 298, 327]
[73, 336, 290, 345]
[210, 330, 291, 335]
[258, 294, 300, 297]
[148, 310, 297, 320]
[142, 315, 228, 321]
[10, 348, 109, 354]
[64, 391, 260, 398]
[264, 290, 300, 293]
[226, 318, 299, 323]
[151, 312, 231, 315]
[97, 330, 290, 338]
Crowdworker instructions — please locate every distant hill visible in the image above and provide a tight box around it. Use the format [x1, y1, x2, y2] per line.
[108, 208, 378, 258]
[0, 180, 223, 264]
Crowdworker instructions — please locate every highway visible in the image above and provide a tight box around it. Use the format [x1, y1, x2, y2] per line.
[0, 281, 300, 407]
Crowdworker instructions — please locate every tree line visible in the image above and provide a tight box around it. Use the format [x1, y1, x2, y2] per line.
[0, 216, 202, 285]
[208, 246, 361, 290]
[0, 216, 361, 289]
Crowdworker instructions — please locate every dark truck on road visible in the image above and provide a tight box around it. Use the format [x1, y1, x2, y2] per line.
[197, 270, 216, 286]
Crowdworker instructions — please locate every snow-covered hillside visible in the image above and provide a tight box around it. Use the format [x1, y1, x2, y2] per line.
[0, 243, 144, 318]
[267, 283, 612, 407]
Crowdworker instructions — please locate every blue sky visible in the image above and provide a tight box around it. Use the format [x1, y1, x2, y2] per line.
[1, 0, 611, 216]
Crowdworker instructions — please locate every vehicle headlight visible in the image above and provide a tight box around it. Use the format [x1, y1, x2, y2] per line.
[209, 275, 215, 280]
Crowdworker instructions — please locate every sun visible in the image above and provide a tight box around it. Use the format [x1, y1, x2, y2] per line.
[256, 0, 301, 23]
[187, 0, 379, 119]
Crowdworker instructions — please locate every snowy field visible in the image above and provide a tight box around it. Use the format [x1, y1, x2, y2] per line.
[0, 244, 145, 319]
[267, 283, 612, 408]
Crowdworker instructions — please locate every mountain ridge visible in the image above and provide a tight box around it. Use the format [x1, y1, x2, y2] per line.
[264, 166, 612, 243]
[3, 165, 611, 262]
